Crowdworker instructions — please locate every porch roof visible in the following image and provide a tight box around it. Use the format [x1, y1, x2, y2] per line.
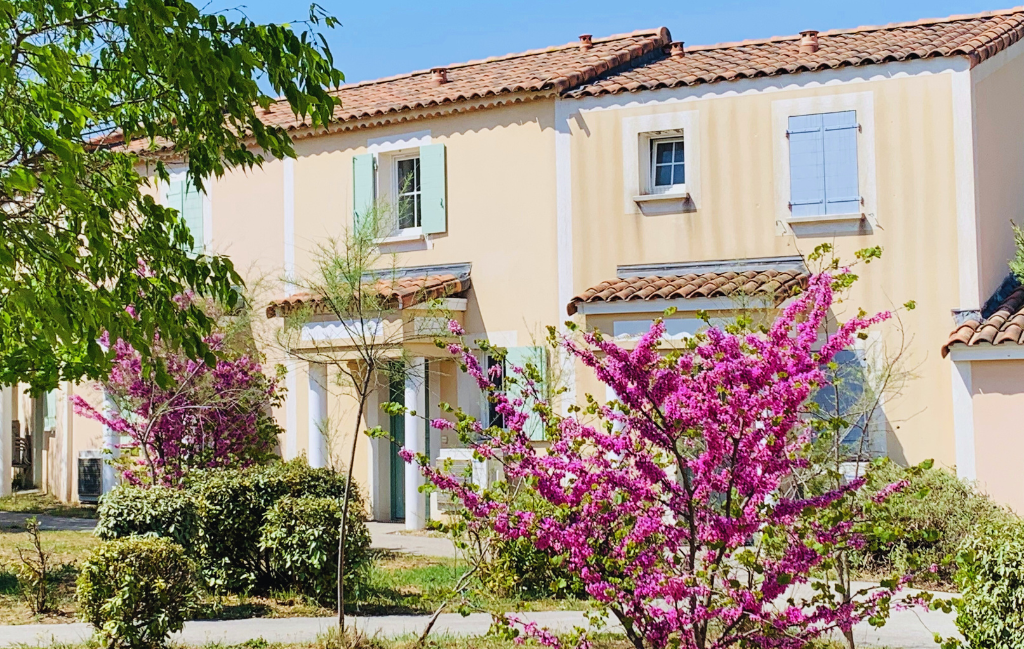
[266, 264, 471, 318]
[567, 257, 808, 316]
[943, 284, 1024, 357]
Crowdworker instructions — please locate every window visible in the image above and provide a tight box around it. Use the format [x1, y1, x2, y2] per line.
[809, 349, 876, 453]
[486, 356, 505, 430]
[788, 111, 860, 217]
[395, 155, 422, 230]
[650, 137, 685, 193]
[165, 177, 205, 253]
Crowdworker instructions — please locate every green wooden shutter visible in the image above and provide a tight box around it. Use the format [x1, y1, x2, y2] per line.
[420, 143, 447, 235]
[505, 346, 548, 441]
[352, 153, 376, 234]
[181, 182, 204, 253]
[44, 390, 57, 431]
[165, 178, 184, 214]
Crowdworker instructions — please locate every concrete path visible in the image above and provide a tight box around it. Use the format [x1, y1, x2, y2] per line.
[0, 513, 97, 532]
[367, 521, 457, 557]
[0, 606, 961, 648]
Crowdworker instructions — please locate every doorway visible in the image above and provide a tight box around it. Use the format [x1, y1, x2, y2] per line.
[388, 370, 405, 521]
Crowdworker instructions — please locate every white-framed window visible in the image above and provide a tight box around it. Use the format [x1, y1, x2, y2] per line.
[161, 171, 208, 255]
[787, 111, 860, 217]
[771, 92, 876, 235]
[393, 154, 422, 231]
[650, 137, 686, 194]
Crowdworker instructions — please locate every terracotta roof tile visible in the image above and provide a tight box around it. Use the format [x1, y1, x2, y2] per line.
[266, 273, 469, 318]
[568, 8, 1024, 98]
[122, 29, 670, 154]
[567, 269, 807, 315]
[942, 286, 1024, 356]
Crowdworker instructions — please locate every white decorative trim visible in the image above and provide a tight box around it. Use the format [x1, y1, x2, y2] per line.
[473, 330, 518, 348]
[574, 57, 970, 113]
[574, 296, 750, 315]
[951, 68, 981, 310]
[947, 345, 1024, 361]
[951, 359, 976, 481]
[770, 91, 877, 236]
[301, 319, 384, 341]
[555, 98, 576, 412]
[366, 130, 432, 154]
[613, 318, 704, 339]
[283, 157, 295, 295]
[621, 110, 700, 214]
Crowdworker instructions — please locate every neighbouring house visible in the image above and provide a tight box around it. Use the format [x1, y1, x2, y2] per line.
[11, 7, 1024, 516]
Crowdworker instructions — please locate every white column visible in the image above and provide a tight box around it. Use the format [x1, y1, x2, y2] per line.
[308, 363, 328, 469]
[0, 386, 11, 497]
[285, 363, 298, 460]
[101, 391, 119, 494]
[405, 357, 426, 530]
[951, 359, 977, 481]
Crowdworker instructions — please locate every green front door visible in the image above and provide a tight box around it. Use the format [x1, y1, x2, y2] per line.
[389, 372, 405, 521]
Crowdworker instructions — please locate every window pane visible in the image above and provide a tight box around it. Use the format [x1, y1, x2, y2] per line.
[673, 142, 685, 163]
[397, 158, 420, 193]
[655, 142, 675, 165]
[398, 196, 415, 229]
[673, 163, 686, 185]
[655, 165, 673, 186]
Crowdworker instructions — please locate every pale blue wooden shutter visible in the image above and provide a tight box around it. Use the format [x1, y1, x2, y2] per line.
[181, 181, 204, 253]
[420, 143, 447, 235]
[44, 390, 57, 431]
[822, 111, 860, 215]
[165, 178, 184, 216]
[352, 153, 376, 234]
[788, 114, 825, 217]
[504, 346, 547, 441]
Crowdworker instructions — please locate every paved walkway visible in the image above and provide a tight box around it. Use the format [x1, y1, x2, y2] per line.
[367, 521, 457, 557]
[0, 513, 97, 532]
[0, 606, 961, 648]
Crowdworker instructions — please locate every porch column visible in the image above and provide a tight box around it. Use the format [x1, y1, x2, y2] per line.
[0, 386, 12, 497]
[404, 357, 426, 530]
[101, 391, 119, 494]
[308, 362, 329, 469]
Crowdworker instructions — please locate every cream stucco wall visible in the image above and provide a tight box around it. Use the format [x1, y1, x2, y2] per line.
[565, 62, 964, 468]
[972, 41, 1024, 304]
[970, 360, 1024, 513]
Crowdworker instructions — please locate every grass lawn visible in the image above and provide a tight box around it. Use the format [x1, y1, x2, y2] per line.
[0, 531, 585, 624]
[0, 493, 97, 519]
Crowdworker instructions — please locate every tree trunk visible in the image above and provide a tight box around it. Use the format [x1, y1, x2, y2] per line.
[337, 375, 371, 632]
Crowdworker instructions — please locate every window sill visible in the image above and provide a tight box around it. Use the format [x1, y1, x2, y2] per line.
[376, 229, 431, 252]
[633, 191, 694, 216]
[787, 212, 864, 225]
[785, 212, 870, 237]
[377, 228, 424, 244]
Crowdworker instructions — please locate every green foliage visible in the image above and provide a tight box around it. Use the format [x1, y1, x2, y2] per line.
[260, 495, 371, 604]
[12, 517, 65, 614]
[76, 536, 198, 649]
[95, 485, 199, 550]
[850, 459, 1009, 585]
[1011, 221, 1024, 285]
[0, 0, 344, 390]
[96, 459, 369, 598]
[946, 518, 1024, 648]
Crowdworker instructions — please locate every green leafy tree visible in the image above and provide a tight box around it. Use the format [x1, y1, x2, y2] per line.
[0, 0, 343, 389]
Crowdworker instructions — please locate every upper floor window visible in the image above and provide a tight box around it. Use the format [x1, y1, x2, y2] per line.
[395, 155, 422, 231]
[651, 137, 685, 193]
[165, 176, 205, 254]
[787, 110, 860, 217]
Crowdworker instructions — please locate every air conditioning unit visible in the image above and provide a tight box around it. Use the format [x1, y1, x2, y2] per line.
[78, 450, 103, 503]
[434, 448, 503, 513]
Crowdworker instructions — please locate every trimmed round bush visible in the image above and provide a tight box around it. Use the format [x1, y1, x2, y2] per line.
[95, 459, 369, 598]
[77, 537, 198, 649]
[951, 518, 1024, 648]
[259, 495, 371, 603]
[95, 485, 198, 550]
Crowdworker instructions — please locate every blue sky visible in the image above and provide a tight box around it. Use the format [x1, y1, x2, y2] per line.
[212, 1, 1009, 85]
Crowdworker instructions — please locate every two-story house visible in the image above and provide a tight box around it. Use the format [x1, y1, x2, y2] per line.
[15, 7, 1024, 517]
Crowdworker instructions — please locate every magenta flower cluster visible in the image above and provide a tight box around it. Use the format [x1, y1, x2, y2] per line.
[411, 274, 907, 649]
[73, 334, 278, 486]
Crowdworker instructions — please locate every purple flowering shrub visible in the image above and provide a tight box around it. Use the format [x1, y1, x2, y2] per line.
[405, 273, 922, 649]
[73, 332, 282, 487]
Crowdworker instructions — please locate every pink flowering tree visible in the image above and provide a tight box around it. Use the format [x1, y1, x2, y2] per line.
[74, 331, 282, 487]
[403, 272, 924, 649]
